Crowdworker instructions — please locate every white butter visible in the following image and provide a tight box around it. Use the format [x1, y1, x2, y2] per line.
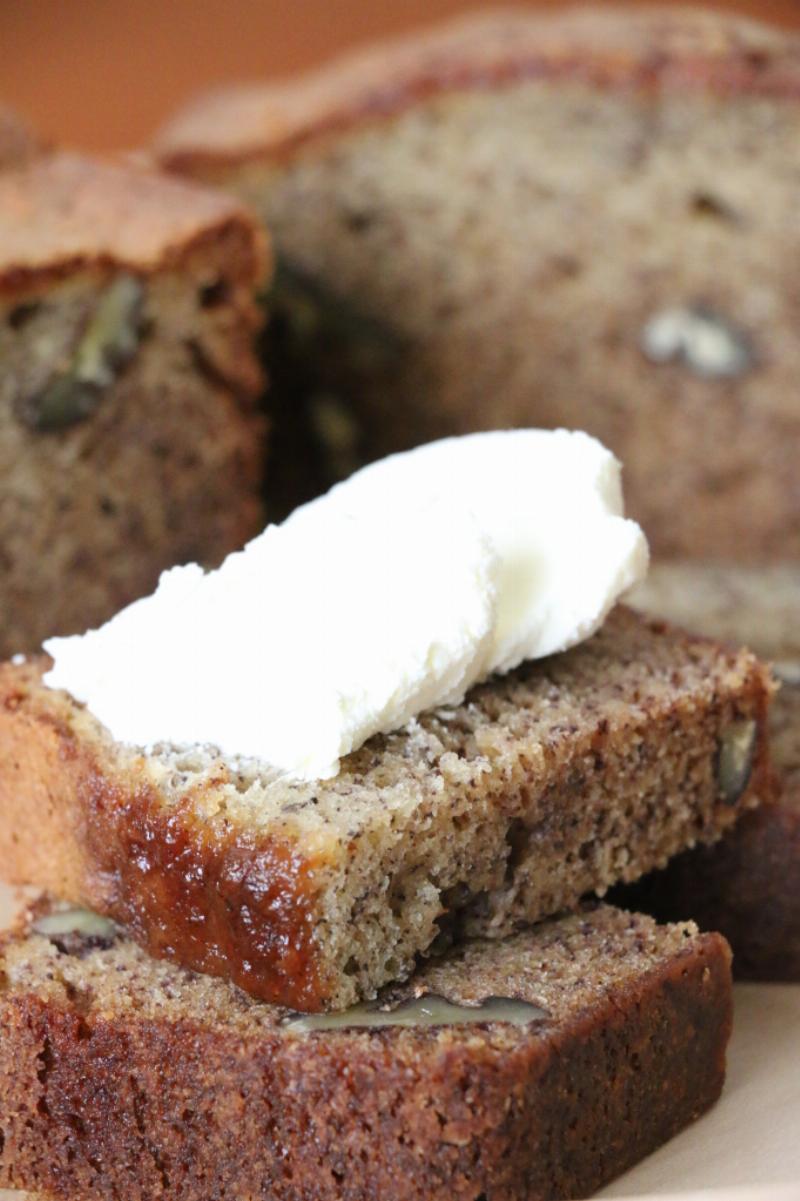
[44, 429, 648, 780]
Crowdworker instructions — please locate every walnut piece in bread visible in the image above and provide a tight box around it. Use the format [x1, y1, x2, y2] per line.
[0, 607, 773, 1010]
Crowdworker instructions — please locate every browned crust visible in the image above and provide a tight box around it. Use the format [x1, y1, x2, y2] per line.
[0, 928, 732, 1201]
[0, 658, 331, 1010]
[0, 151, 271, 293]
[155, 6, 800, 175]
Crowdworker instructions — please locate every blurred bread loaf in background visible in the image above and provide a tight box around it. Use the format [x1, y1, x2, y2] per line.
[0, 151, 268, 656]
[157, 5, 800, 554]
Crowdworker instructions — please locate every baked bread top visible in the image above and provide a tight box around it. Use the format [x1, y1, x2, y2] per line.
[0, 150, 271, 290]
[156, 6, 800, 173]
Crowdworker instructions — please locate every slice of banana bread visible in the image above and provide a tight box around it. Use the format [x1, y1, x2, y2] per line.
[157, 6, 800, 553]
[0, 901, 732, 1201]
[0, 151, 269, 657]
[0, 607, 773, 1011]
[0, 105, 39, 170]
[618, 566, 800, 979]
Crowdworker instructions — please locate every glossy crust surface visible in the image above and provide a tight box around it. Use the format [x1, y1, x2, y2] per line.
[0, 904, 733, 1201]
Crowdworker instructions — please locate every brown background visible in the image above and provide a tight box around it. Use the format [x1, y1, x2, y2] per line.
[2, 0, 800, 153]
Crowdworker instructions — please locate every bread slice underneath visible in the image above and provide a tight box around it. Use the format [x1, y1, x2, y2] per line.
[0, 901, 732, 1201]
[0, 607, 772, 1011]
[623, 562, 800, 978]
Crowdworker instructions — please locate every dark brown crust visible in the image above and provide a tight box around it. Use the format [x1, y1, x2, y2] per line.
[83, 769, 328, 1011]
[0, 668, 330, 1010]
[155, 6, 800, 175]
[0, 926, 732, 1201]
[0, 151, 271, 294]
[0, 617, 774, 1012]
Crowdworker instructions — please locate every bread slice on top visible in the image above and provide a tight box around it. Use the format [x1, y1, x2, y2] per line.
[0, 607, 773, 1011]
[0, 901, 732, 1201]
[157, 6, 800, 555]
[0, 150, 269, 657]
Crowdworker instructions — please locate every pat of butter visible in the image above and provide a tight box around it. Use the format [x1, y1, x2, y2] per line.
[44, 429, 648, 780]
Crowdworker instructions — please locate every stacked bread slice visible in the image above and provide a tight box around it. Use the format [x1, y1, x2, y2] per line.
[0, 601, 775, 1198]
[0, 901, 732, 1201]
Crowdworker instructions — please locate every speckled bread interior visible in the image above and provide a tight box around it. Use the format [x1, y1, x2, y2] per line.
[0, 606, 774, 1011]
[157, 6, 800, 553]
[0, 902, 732, 1201]
[0, 151, 269, 657]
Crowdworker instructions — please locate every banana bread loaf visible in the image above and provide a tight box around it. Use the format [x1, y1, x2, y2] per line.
[0, 151, 268, 657]
[157, 6, 800, 551]
[619, 563, 800, 979]
[0, 607, 773, 1010]
[0, 901, 732, 1201]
